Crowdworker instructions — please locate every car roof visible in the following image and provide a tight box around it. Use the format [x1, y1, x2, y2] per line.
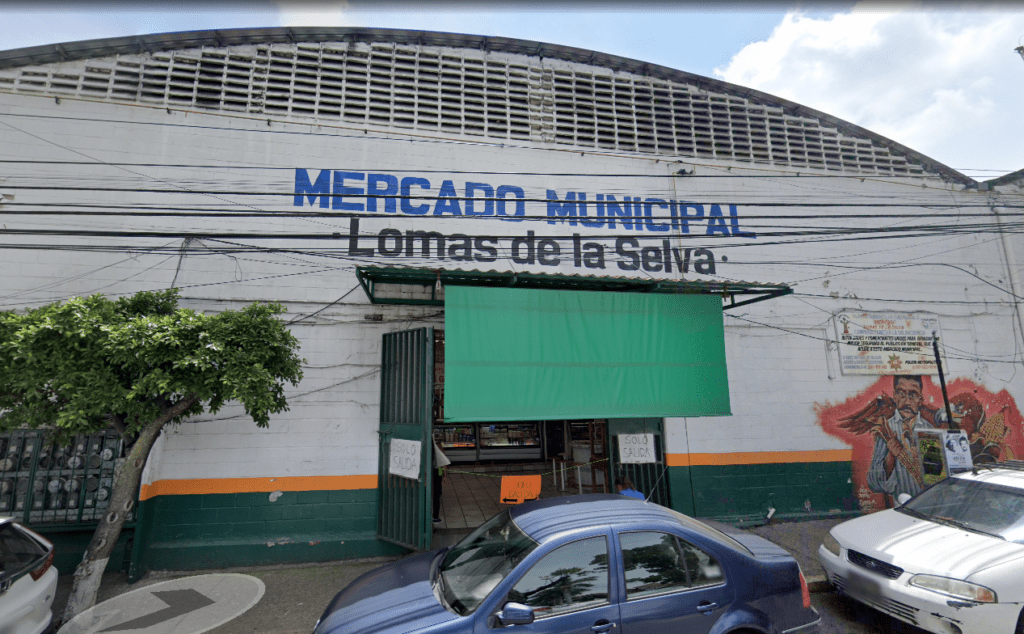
[955, 464, 1024, 490]
[509, 494, 683, 542]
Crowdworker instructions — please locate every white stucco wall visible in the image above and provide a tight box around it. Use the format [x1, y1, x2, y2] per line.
[2, 81, 1021, 491]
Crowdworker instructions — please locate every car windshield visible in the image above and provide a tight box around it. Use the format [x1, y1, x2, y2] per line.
[437, 509, 538, 616]
[0, 522, 47, 579]
[898, 477, 1024, 543]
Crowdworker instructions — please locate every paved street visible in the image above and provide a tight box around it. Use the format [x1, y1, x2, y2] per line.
[53, 499, 929, 634]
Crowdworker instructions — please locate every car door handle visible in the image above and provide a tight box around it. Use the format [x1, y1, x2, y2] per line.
[697, 601, 719, 615]
[591, 619, 616, 633]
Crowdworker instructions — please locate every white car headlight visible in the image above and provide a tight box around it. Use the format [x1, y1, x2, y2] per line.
[909, 574, 997, 603]
[821, 532, 842, 558]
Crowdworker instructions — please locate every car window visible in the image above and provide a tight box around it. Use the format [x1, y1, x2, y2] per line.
[619, 531, 724, 600]
[899, 477, 1024, 543]
[663, 508, 754, 556]
[508, 536, 609, 619]
[0, 522, 46, 577]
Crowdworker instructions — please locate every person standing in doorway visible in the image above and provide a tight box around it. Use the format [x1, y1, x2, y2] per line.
[616, 477, 645, 500]
[433, 437, 451, 524]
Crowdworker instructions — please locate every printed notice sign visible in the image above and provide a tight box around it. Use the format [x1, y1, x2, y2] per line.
[500, 475, 542, 504]
[943, 430, 974, 474]
[618, 434, 656, 464]
[836, 311, 943, 375]
[389, 439, 421, 480]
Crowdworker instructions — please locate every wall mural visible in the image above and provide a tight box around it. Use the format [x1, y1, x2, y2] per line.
[816, 376, 1023, 513]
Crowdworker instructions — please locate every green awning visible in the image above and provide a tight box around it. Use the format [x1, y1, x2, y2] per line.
[443, 286, 731, 422]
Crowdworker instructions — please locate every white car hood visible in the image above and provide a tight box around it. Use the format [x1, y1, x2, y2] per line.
[832, 509, 1024, 580]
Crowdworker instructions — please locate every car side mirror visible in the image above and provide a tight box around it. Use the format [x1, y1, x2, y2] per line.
[498, 602, 535, 626]
[896, 493, 912, 506]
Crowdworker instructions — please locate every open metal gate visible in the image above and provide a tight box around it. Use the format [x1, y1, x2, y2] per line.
[608, 418, 670, 506]
[377, 327, 434, 551]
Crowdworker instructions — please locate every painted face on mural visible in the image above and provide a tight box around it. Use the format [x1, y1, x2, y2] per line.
[894, 376, 924, 420]
[819, 376, 1022, 514]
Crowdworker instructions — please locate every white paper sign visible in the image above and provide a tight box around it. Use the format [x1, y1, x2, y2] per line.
[389, 438, 422, 480]
[943, 430, 974, 474]
[618, 434, 656, 464]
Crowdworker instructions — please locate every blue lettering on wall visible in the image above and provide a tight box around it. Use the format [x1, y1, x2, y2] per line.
[367, 173, 398, 213]
[496, 185, 525, 221]
[729, 204, 756, 238]
[332, 171, 365, 211]
[607, 195, 631, 230]
[643, 198, 670, 232]
[673, 202, 703, 233]
[291, 169, 758, 240]
[434, 180, 462, 216]
[706, 204, 730, 236]
[547, 190, 582, 226]
[400, 177, 430, 215]
[294, 169, 331, 208]
[465, 182, 494, 216]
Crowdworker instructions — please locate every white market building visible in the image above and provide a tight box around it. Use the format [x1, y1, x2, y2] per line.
[0, 27, 1022, 577]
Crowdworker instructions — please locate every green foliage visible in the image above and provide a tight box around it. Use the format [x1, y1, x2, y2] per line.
[0, 289, 303, 440]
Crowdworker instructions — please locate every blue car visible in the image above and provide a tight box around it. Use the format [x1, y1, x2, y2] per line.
[314, 495, 820, 634]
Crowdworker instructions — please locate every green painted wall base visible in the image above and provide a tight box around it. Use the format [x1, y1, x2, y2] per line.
[134, 488, 401, 574]
[145, 536, 404, 570]
[669, 460, 855, 520]
[33, 527, 132, 575]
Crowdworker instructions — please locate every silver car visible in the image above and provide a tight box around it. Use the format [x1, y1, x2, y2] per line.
[0, 517, 58, 634]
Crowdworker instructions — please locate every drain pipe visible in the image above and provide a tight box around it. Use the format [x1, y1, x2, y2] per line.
[991, 199, 1024, 358]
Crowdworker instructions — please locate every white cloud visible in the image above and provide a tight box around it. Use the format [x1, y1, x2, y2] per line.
[715, 5, 1024, 179]
[275, 1, 357, 28]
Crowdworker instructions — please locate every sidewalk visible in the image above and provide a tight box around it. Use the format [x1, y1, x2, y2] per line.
[53, 516, 842, 634]
[747, 517, 844, 592]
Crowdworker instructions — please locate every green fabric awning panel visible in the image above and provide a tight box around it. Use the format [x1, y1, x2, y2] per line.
[443, 286, 730, 422]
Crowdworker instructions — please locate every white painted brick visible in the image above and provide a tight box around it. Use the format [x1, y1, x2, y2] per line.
[1, 91, 1021, 485]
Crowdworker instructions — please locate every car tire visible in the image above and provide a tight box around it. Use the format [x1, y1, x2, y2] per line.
[1015, 606, 1024, 634]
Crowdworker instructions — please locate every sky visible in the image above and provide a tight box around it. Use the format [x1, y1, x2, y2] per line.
[3, 1, 1023, 182]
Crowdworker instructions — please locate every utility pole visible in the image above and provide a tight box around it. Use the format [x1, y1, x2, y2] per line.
[932, 332, 958, 431]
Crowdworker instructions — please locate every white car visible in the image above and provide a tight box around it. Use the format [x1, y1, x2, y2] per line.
[0, 517, 58, 634]
[818, 462, 1024, 634]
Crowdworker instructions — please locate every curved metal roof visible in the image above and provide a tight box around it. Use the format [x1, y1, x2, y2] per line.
[0, 26, 973, 185]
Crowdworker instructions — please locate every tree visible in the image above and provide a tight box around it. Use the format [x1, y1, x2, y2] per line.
[0, 289, 303, 623]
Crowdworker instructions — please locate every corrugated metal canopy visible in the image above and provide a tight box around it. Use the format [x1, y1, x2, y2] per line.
[355, 266, 792, 310]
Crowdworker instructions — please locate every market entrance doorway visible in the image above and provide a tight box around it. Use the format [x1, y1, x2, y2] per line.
[432, 416, 669, 532]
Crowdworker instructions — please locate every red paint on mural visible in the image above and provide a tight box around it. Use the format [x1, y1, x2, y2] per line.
[815, 376, 1022, 513]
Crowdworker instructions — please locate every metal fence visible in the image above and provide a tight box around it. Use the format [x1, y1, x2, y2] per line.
[0, 430, 133, 527]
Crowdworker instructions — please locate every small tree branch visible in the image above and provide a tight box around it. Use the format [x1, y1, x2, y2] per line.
[108, 413, 127, 436]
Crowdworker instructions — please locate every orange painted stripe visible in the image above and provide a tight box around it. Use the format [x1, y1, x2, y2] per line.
[666, 449, 852, 467]
[139, 474, 378, 500]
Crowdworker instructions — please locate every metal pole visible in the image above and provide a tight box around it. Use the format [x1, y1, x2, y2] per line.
[932, 332, 958, 431]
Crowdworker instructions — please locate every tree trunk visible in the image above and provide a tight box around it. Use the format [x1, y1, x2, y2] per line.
[61, 395, 197, 625]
